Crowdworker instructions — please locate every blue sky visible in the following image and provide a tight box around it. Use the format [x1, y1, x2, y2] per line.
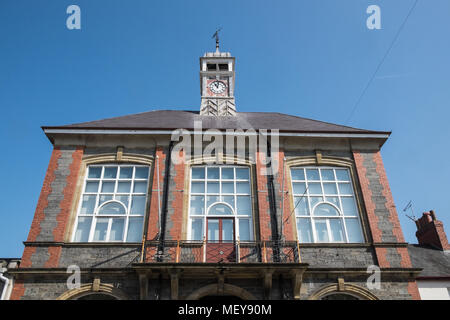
[0, 0, 449, 257]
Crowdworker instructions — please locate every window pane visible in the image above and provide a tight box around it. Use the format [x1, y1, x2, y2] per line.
[85, 181, 99, 193]
[323, 183, 338, 195]
[297, 219, 313, 243]
[99, 195, 113, 205]
[190, 196, 205, 215]
[101, 181, 115, 193]
[104, 167, 118, 179]
[325, 196, 340, 209]
[191, 219, 204, 240]
[345, 218, 364, 243]
[341, 197, 358, 216]
[222, 182, 234, 193]
[117, 181, 131, 193]
[291, 169, 305, 181]
[191, 181, 205, 193]
[207, 182, 220, 194]
[329, 219, 344, 242]
[80, 195, 96, 214]
[308, 182, 322, 194]
[314, 203, 339, 216]
[338, 183, 353, 195]
[133, 181, 148, 193]
[306, 169, 320, 180]
[309, 196, 323, 209]
[110, 218, 125, 241]
[320, 169, 335, 181]
[207, 195, 220, 208]
[74, 217, 92, 242]
[294, 197, 309, 216]
[126, 217, 143, 242]
[115, 195, 129, 208]
[208, 219, 220, 241]
[236, 182, 250, 194]
[93, 219, 109, 241]
[88, 167, 102, 179]
[239, 219, 251, 241]
[130, 196, 146, 215]
[207, 167, 220, 179]
[98, 201, 126, 215]
[135, 167, 149, 179]
[192, 167, 205, 179]
[222, 168, 234, 179]
[236, 196, 251, 215]
[335, 169, 350, 181]
[119, 167, 133, 179]
[222, 220, 234, 241]
[222, 195, 234, 208]
[236, 168, 249, 180]
[292, 182, 306, 195]
[314, 219, 329, 242]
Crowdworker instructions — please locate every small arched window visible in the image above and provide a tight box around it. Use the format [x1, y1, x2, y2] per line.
[208, 203, 234, 215]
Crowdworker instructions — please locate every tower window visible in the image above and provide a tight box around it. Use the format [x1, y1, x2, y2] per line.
[219, 64, 228, 71]
[207, 64, 217, 71]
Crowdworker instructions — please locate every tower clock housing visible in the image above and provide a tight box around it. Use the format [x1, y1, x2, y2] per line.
[200, 51, 236, 116]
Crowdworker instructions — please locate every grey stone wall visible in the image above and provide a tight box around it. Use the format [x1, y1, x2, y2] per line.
[58, 246, 141, 268]
[299, 247, 376, 268]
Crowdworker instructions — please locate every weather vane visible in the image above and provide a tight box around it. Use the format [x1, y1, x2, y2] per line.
[212, 27, 222, 52]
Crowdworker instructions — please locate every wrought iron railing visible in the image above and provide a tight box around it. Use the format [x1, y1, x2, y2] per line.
[140, 240, 301, 264]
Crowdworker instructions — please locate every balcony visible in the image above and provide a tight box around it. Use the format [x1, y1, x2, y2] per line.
[141, 240, 302, 264]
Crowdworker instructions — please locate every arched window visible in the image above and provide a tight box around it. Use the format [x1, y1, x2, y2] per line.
[72, 164, 150, 243]
[188, 166, 253, 241]
[291, 166, 364, 243]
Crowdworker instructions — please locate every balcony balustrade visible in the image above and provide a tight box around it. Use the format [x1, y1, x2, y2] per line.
[140, 240, 301, 264]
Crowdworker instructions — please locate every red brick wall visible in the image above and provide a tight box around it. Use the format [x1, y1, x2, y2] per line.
[274, 149, 295, 241]
[146, 147, 165, 240]
[26, 147, 62, 242]
[168, 149, 185, 240]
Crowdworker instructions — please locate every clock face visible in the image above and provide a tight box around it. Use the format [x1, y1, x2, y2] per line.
[209, 81, 226, 94]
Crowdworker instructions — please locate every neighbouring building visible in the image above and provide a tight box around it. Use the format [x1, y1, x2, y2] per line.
[9, 45, 424, 300]
[408, 211, 450, 300]
[0, 258, 20, 300]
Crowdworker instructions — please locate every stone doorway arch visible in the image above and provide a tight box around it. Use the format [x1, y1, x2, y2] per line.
[185, 283, 256, 300]
[56, 283, 129, 300]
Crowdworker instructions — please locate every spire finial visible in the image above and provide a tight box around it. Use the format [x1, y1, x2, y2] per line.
[212, 27, 222, 52]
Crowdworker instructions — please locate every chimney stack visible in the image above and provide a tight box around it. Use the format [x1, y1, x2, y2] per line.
[415, 210, 450, 251]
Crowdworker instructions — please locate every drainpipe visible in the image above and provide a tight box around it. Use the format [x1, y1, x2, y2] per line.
[157, 141, 174, 261]
[0, 270, 10, 300]
[266, 140, 281, 263]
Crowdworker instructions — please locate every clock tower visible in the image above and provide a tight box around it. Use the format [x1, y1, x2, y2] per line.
[199, 42, 236, 116]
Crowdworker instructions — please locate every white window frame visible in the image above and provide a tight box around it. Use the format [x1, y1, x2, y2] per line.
[187, 165, 254, 242]
[291, 166, 364, 244]
[72, 164, 150, 243]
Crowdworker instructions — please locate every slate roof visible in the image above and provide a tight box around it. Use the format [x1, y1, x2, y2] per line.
[42, 110, 390, 135]
[408, 244, 450, 278]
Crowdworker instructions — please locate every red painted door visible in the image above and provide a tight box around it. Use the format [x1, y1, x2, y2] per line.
[206, 218, 236, 263]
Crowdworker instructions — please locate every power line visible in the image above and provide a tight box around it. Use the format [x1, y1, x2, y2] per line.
[345, 0, 419, 124]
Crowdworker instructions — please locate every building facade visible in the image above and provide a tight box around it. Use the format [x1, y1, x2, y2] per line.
[9, 47, 422, 300]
